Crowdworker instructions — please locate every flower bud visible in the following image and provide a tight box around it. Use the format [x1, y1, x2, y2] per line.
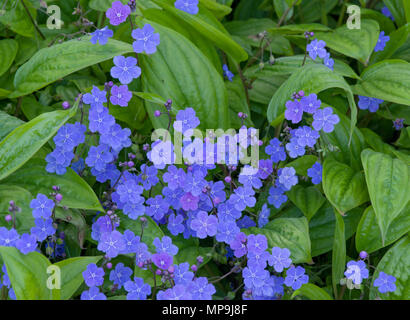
[55, 194, 63, 202]
[359, 251, 368, 259]
[224, 176, 232, 183]
[5, 215, 12, 222]
[106, 262, 113, 269]
[154, 110, 161, 117]
[191, 264, 197, 272]
[62, 101, 70, 110]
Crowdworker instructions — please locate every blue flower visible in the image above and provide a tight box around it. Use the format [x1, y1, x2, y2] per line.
[0, 227, 19, 247]
[286, 138, 306, 159]
[83, 86, 107, 111]
[258, 204, 270, 228]
[173, 107, 200, 133]
[116, 178, 144, 204]
[381, 6, 394, 21]
[88, 106, 115, 134]
[284, 99, 303, 124]
[90, 26, 113, 45]
[106, 1, 130, 26]
[293, 126, 320, 148]
[307, 162, 322, 185]
[146, 195, 169, 221]
[30, 194, 54, 219]
[109, 263, 133, 289]
[323, 52, 334, 70]
[110, 84, 132, 107]
[135, 242, 151, 265]
[267, 186, 288, 209]
[81, 286, 107, 300]
[85, 144, 114, 171]
[111, 56, 141, 85]
[91, 163, 121, 184]
[157, 284, 192, 300]
[247, 234, 268, 255]
[31, 218, 55, 242]
[216, 219, 240, 244]
[278, 167, 298, 190]
[163, 187, 184, 210]
[217, 202, 242, 221]
[307, 39, 327, 60]
[268, 247, 292, 272]
[257, 159, 273, 179]
[174, 0, 199, 15]
[97, 230, 126, 258]
[230, 232, 247, 258]
[16, 233, 37, 255]
[121, 230, 140, 254]
[312, 107, 340, 133]
[153, 236, 179, 256]
[190, 211, 218, 239]
[152, 252, 173, 270]
[83, 263, 105, 287]
[284, 266, 309, 290]
[222, 64, 234, 81]
[100, 123, 132, 152]
[167, 213, 185, 236]
[163, 165, 186, 190]
[242, 265, 270, 290]
[229, 187, 256, 211]
[183, 170, 207, 196]
[358, 96, 383, 113]
[131, 24, 160, 54]
[174, 263, 194, 285]
[187, 277, 216, 300]
[54, 122, 86, 151]
[300, 93, 321, 114]
[344, 260, 369, 285]
[138, 164, 159, 190]
[124, 277, 151, 300]
[374, 31, 390, 52]
[237, 216, 256, 229]
[247, 251, 270, 269]
[374, 271, 396, 294]
[238, 168, 262, 189]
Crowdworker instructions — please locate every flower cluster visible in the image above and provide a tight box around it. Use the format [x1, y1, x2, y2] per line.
[306, 36, 334, 70]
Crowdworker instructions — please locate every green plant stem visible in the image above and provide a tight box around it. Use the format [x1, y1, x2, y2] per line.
[21, 0, 46, 40]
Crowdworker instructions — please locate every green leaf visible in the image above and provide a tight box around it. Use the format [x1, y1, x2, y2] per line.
[383, 0, 406, 26]
[0, 1, 36, 37]
[0, 246, 52, 300]
[244, 217, 312, 263]
[352, 59, 410, 105]
[133, 91, 168, 106]
[0, 102, 77, 181]
[322, 158, 369, 214]
[361, 149, 410, 244]
[89, 0, 128, 11]
[370, 235, 410, 299]
[356, 205, 410, 254]
[287, 185, 326, 221]
[266, 64, 357, 144]
[3, 158, 103, 211]
[151, 0, 247, 62]
[360, 8, 396, 34]
[332, 209, 346, 298]
[0, 110, 24, 141]
[0, 39, 18, 77]
[285, 155, 318, 176]
[53, 256, 102, 300]
[269, 23, 331, 35]
[200, 0, 232, 19]
[292, 283, 333, 300]
[10, 37, 133, 98]
[225, 77, 252, 128]
[315, 20, 379, 65]
[139, 21, 230, 130]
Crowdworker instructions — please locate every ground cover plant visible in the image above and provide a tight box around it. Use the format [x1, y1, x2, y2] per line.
[0, 0, 409, 301]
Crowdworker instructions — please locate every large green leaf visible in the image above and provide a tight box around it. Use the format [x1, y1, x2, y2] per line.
[370, 236, 410, 300]
[332, 209, 346, 298]
[315, 20, 379, 65]
[3, 159, 103, 211]
[0, 246, 52, 300]
[0, 102, 77, 181]
[0, 39, 18, 77]
[322, 158, 369, 214]
[0, 110, 24, 141]
[266, 64, 357, 142]
[244, 217, 311, 263]
[356, 205, 410, 254]
[151, 0, 247, 62]
[139, 21, 230, 130]
[352, 60, 410, 105]
[0, 1, 36, 37]
[287, 185, 326, 221]
[361, 149, 410, 244]
[292, 283, 333, 300]
[10, 37, 133, 98]
[53, 256, 102, 300]
[383, 0, 407, 26]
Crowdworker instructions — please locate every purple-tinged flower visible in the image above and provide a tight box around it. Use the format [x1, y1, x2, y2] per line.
[216, 219, 240, 244]
[31, 218, 55, 242]
[381, 6, 394, 21]
[153, 236, 179, 256]
[109, 263, 132, 289]
[374, 272, 396, 294]
[268, 186, 287, 209]
[180, 192, 199, 211]
[344, 260, 369, 285]
[265, 138, 286, 163]
[307, 39, 327, 60]
[190, 211, 218, 239]
[152, 252, 173, 270]
[229, 232, 247, 258]
[393, 118, 404, 131]
[257, 159, 273, 180]
[312, 107, 340, 133]
[157, 284, 192, 300]
[300, 93, 321, 114]
[54, 122, 86, 151]
[174, 263, 194, 285]
[294, 126, 320, 148]
[131, 24, 160, 54]
[173, 107, 200, 133]
[285, 99, 303, 124]
[85, 144, 114, 171]
[247, 234, 268, 255]
[188, 277, 216, 300]
[121, 230, 140, 254]
[0, 227, 19, 247]
[97, 230, 126, 258]
[307, 162, 322, 184]
[90, 26, 113, 45]
[174, 0, 199, 15]
[229, 187, 256, 211]
[124, 277, 151, 300]
[286, 138, 306, 158]
[111, 56, 141, 85]
[88, 106, 115, 134]
[223, 64, 234, 81]
[81, 286, 107, 300]
[135, 242, 151, 265]
[374, 31, 390, 52]
[106, 1, 131, 26]
[163, 165, 186, 190]
[258, 204, 270, 228]
[323, 52, 334, 70]
[110, 85, 132, 107]
[30, 194, 54, 219]
[83, 86, 107, 111]
[358, 96, 384, 113]
[83, 263, 105, 287]
[284, 266, 309, 290]
[242, 265, 270, 289]
[167, 213, 185, 236]
[268, 247, 292, 272]
[16, 233, 37, 254]
[278, 167, 298, 190]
